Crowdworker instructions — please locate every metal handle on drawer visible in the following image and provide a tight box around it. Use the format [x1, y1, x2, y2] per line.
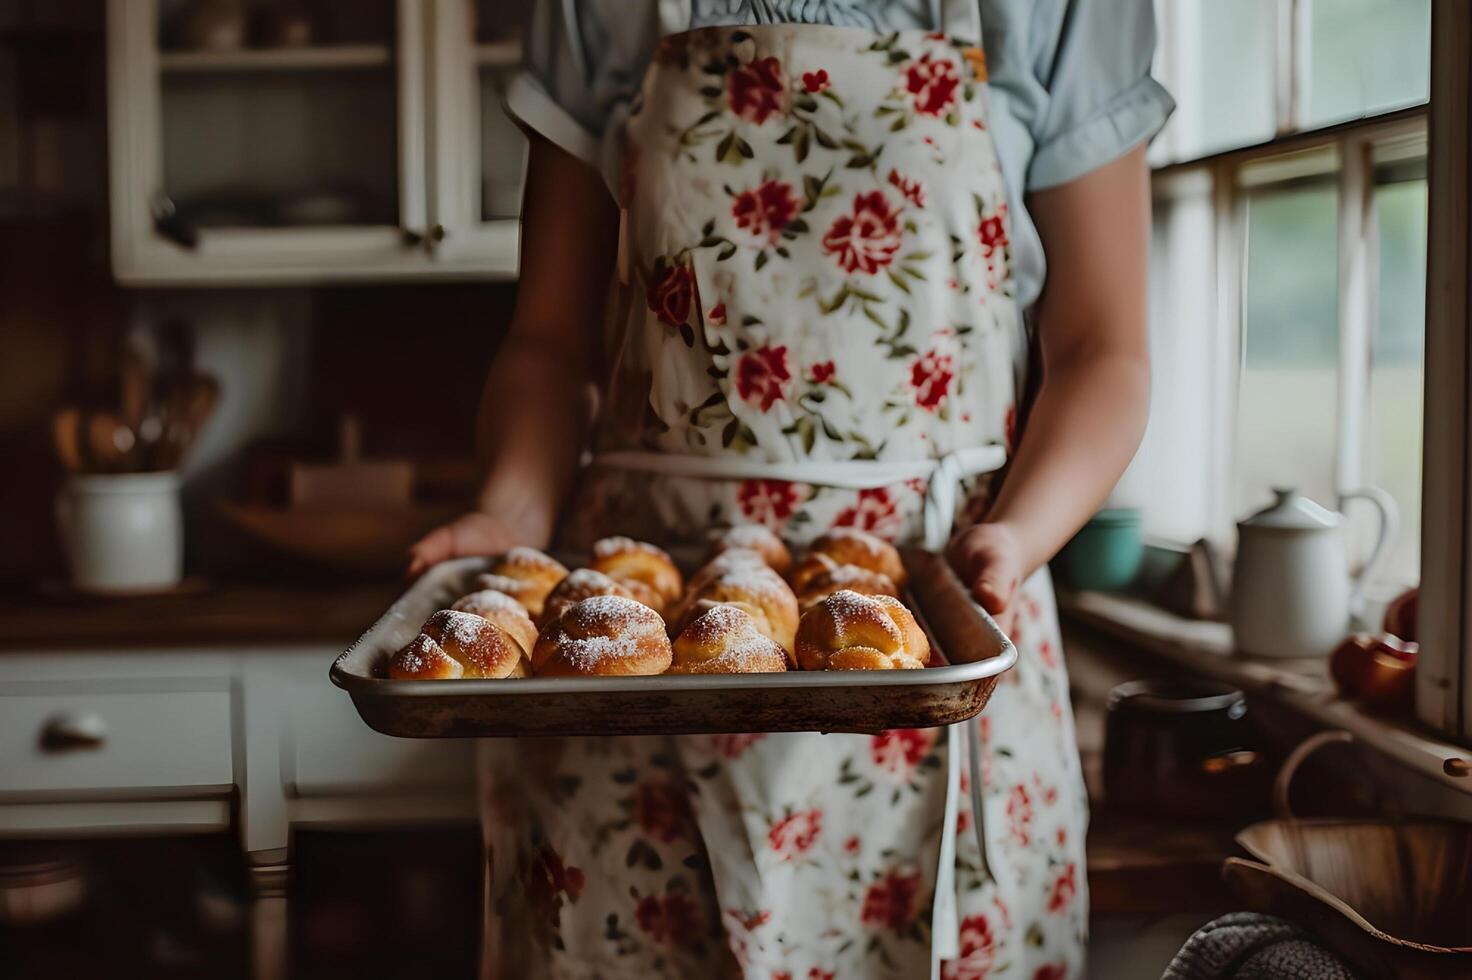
[39, 712, 108, 752]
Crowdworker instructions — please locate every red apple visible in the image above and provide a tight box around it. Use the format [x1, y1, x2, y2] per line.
[1383, 587, 1418, 643]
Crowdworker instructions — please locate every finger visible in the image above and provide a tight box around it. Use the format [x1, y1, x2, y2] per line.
[969, 568, 1018, 617]
[406, 525, 455, 579]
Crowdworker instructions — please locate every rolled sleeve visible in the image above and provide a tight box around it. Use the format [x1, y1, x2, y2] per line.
[1025, 0, 1175, 190]
[506, 0, 660, 169]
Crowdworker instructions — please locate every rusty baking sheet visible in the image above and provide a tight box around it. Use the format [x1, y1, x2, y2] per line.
[330, 547, 1016, 738]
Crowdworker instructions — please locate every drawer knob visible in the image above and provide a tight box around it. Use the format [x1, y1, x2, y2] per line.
[39, 712, 108, 752]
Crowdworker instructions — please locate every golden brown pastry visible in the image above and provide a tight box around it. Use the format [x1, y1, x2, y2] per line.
[540, 568, 638, 626]
[449, 589, 539, 656]
[474, 547, 569, 620]
[669, 604, 789, 674]
[794, 590, 930, 671]
[533, 595, 674, 677]
[706, 525, 793, 575]
[388, 608, 531, 681]
[587, 537, 683, 614]
[802, 527, 907, 591]
[669, 562, 799, 657]
[795, 562, 900, 611]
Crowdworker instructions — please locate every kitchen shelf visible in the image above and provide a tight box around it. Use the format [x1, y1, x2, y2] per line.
[159, 44, 393, 74]
[472, 39, 521, 68]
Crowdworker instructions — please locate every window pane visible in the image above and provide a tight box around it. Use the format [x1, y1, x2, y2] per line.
[1235, 180, 1340, 521]
[1366, 175, 1427, 588]
[1305, 0, 1431, 128]
[1156, 0, 1277, 161]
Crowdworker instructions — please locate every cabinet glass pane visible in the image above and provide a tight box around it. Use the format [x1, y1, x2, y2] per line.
[1367, 172, 1427, 587]
[1235, 179, 1340, 521]
[1305, 0, 1431, 129]
[156, 0, 399, 230]
[1159, 0, 1277, 161]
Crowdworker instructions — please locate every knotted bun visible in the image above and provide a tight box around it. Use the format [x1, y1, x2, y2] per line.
[532, 595, 673, 677]
[669, 562, 799, 658]
[588, 537, 683, 614]
[669, 604, 789, 674]
[389, 608, 532, 680]
[706, 525, 792, 575]
[475, 547, 569, 620]
[795, 562, 900, 611]
[795, 590, 930, 671]
[803, 528, 907, 590]
[540, 568, 638, 627]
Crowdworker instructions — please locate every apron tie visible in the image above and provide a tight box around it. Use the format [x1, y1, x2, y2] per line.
[590, 446, 1006, 977]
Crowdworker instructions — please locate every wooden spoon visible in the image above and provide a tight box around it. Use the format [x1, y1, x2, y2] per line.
[85, 412, 138, 473]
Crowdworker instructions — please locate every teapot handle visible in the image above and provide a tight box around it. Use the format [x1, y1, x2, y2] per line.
[1339, 487, 1398, 608]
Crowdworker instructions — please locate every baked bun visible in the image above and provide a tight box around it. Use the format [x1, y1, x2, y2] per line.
[804, 527, 907, 590]
[533, 595, 673, 677]
[587, 537, 683, 614]
[795, 590, 930, 671]
[669, 604, 789, 674]
[795, 563, 900, 611]
[541, 568, 640, 626]
[707, 525, 792, 575]
[389, 608, 531, 681]
[670, 563, 799, 657]
[449, 589, 539, 654]
[474, 547, 569, 620]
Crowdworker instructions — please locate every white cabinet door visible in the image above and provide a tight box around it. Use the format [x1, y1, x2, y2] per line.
[106, 0, 511, 284]
[424, 0, 523, 276]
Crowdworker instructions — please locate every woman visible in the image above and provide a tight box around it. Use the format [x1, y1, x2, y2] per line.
[411, 1, 1170, 976]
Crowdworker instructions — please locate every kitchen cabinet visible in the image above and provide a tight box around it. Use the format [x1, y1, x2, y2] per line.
[105, 0, 529, 285]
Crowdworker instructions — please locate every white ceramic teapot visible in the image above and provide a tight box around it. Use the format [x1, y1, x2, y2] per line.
[1230, 488, 1397, 659]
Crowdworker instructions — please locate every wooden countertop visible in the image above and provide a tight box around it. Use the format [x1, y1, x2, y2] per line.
[0, 580, 401, 650]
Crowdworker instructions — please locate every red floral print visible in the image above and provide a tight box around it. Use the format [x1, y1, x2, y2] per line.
[1006, 783, 1034, 847]
[634, 779, 691, 843]
[844, 835, 861, 855]
[635, 889, 700, 945]
[861, 869, 920, 933]
[808, 970, 835, 980]
[802, 69, 830, 93]
[768, 809, 823, 860]
[708, 302, 727, 325]
[834, 486, 900, 537]
[737, 479, 802, 527]
[871, 728, 932, 774]
[911, 349, 956, 411]
[1038, 637, 1058, 669]
[823, 191, 903, 275]
[733, 180, 801, 246]
[1047, 863, 1078, 914]
[942, 913, 997, 980]
[808, 360, 836, 384]
[729, 56, 785, 124]
[527, 845, 585, 925]
[712, 732, 766, 758]
[736, 345, 792, 410]
[1033, 965, 1068, 980]
[905, 53, 961, 116]
[1003, 404, 1018, 452]
[774, 973, 792, 980]
[978, 205, 1009, 256]
[647, 262, 695, 327]
[888, 168, 927, 208]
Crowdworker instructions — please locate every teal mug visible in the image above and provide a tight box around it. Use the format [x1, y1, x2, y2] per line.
[1053, 507, 1143, 592]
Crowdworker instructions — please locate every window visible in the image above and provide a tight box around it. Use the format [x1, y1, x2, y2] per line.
[1304, 0, 1432, 128]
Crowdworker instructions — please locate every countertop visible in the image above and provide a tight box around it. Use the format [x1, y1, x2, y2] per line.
[0, 579, 401, 650]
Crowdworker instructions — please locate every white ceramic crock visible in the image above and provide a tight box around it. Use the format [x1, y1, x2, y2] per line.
[1230, 487, 1397, 659]
[55, 473, 184, 593]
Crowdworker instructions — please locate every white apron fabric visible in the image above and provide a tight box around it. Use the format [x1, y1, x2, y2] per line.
[482, 6, 1089, 978]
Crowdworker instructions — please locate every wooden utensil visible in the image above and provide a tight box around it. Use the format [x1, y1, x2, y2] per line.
[84, 412, 138, 473]
[120, 349, 152, 433]
[51, 408, 86, 473]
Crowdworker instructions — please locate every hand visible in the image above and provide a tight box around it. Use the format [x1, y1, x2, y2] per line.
[406, 511, 535, 580]
[947, 522, 1025, 635]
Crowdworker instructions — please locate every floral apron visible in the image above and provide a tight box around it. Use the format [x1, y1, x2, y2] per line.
[482, 3, 1089, 978]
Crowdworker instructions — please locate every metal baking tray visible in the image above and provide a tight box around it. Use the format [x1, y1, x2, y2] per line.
[330, 547, 1016, 738]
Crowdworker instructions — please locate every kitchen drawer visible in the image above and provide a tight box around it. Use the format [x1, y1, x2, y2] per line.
[285, 681, 473, 797]
[0, 680, 234, 799]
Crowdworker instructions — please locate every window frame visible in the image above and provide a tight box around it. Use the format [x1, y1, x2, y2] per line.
[1146, 1, 1469, 743]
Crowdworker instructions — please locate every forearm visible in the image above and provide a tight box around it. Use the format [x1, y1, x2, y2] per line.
[471, 327, 596, 541]
[985, 344, 1150, 576]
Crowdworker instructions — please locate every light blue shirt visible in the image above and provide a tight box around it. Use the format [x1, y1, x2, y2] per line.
[507, 0, 1173, 309]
